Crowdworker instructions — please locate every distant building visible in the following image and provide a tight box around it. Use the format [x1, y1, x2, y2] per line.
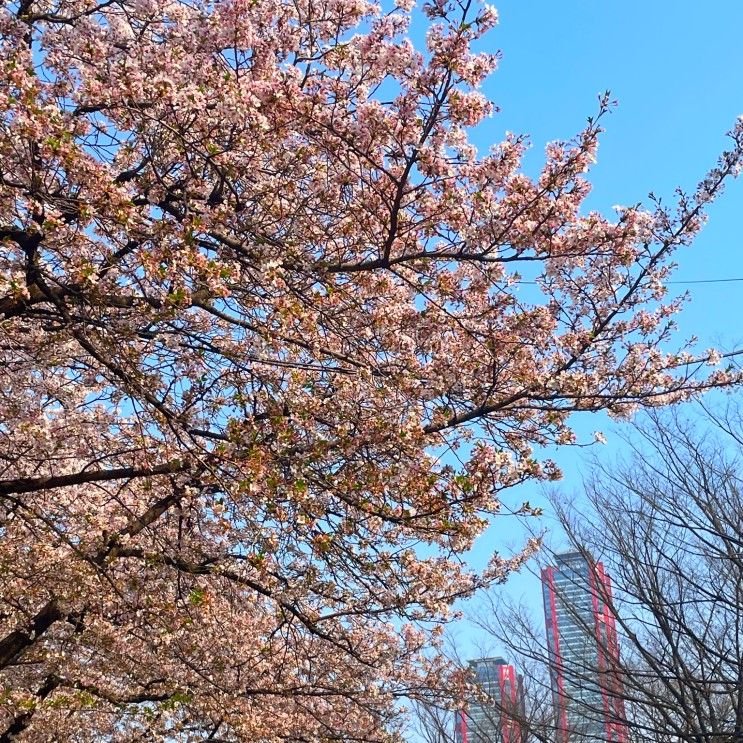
[455, 656, 525, 743]
[541, 552, 628, 742]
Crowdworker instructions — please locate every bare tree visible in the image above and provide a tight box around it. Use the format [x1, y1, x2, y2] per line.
[471, 405, 743, 743]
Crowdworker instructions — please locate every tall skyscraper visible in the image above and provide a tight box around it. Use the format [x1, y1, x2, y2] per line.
[541, 551, 627, 743]
[455, 656, 524, 743]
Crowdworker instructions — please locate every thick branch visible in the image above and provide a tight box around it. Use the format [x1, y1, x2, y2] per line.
[0, 459, 186, 497]
[0, 602, 62, 670]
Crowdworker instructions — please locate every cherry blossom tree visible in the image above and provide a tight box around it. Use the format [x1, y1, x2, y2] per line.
[1, 0, 742, 738]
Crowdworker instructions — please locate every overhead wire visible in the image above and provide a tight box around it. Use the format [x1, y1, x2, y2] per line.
[516, 277, 743, 286]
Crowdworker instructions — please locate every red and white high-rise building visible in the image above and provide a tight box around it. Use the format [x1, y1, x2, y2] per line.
[541, 552, 628, 743]
[454, 656, 525, 743]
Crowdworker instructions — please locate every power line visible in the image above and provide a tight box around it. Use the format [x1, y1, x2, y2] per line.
[668, 277, 743, 284]
[516, 277, 743, 286]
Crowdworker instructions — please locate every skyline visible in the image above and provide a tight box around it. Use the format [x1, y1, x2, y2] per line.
[456, 552, 627, 743]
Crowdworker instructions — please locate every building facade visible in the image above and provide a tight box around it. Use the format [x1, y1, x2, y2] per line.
[455, 657, 524, 743]
[541, 552, 627, 743]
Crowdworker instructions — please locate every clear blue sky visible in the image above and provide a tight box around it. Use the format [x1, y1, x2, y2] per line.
[442, 0, 743, 659]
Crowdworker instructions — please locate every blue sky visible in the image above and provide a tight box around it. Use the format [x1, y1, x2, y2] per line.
[444, 0, 743, 658]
